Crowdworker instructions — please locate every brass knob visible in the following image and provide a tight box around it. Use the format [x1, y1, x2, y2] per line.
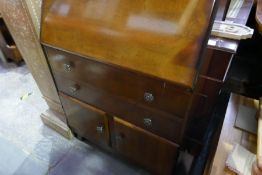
[64, 63, 72, 72]
[69, 85, 79, 94]
[143, 118, 152, 127]
[144, 92, 154, 103]
[96, 126, 103, 134]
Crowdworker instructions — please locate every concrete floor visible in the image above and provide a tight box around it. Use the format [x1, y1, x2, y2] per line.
[0, 62, 147, 175]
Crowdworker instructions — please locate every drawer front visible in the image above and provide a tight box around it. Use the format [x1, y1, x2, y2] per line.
[60, 93, 109, 147]
[55, 74, 183, 143]
[46, 46, 191, 117]
[119, 104, 183, 143]
[113, 117, 178, 175]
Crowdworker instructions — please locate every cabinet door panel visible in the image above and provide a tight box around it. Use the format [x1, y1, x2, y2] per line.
[113, 117, 178, 175]
[60, 93, 109, 147]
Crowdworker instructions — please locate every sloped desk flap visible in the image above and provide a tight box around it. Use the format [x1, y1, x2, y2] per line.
[41, 0, 217, 88]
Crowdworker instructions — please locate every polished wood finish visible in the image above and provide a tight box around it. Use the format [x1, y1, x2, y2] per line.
[54, 72, 184, 143]
[40, 0, 254, 174]
[46, 46, 191, 118]
[60, 93, 110, 147]
[113, 117, 178, 175]
[257, 0, 262, 33]
[42, 0, 216, 88]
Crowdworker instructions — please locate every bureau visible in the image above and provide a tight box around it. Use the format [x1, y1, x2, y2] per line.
[40, 0, 237, 174]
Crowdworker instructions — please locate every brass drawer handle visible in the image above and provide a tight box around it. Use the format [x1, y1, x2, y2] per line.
[64, 63, 72, 72]
[69, 84, 79, 94]
[144, 92, 154, 103]
[143, 118, 152, 127]
[96, 126, 104, 134]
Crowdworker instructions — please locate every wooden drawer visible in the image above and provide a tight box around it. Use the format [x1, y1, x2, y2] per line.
[55, 74, 184, 143]
[112, 117, 178, 175]
[119, 104, 184, 143]
[60, 93, 109, 147]
[46, 46, 191, 117]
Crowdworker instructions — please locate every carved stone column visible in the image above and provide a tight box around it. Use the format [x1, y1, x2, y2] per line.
[0, 0, 72, 138]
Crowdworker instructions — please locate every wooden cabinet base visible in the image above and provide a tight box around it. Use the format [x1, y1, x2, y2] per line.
[59, 93, 178, 174]
[113, 117, 178, 175]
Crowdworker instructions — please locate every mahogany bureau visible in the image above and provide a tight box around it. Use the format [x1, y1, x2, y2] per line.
[39, 0, 238, 174]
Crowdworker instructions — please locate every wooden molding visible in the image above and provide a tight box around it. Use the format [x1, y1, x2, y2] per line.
[43, 95, 65, 115]
[41, 109, 73, 139]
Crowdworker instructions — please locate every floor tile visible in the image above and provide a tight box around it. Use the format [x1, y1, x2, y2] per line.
[13, 155, 49, 175]
[0, 136, 29, 175]
[50, 145, 147, 175]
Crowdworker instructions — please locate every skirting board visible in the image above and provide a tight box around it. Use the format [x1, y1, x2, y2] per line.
[41, 109, 73, 139]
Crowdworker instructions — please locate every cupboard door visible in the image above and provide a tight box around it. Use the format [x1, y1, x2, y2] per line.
[113, 117, 178, 175]
[60, 93, 109, 147]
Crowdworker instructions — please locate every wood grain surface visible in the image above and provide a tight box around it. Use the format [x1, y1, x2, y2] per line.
[41, 0, 216, 88]
[45, 46, 191, 118]
[60, 93, 110, 147]
[113, 117, 178, 175]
